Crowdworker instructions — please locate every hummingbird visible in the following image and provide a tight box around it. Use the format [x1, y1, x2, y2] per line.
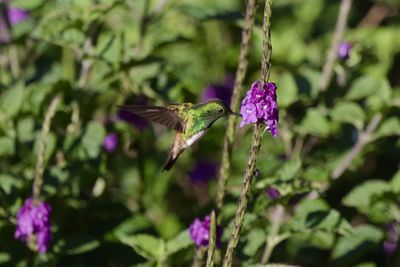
[119, 98, 237, 171]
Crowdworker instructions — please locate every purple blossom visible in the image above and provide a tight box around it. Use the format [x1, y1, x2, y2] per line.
[201, 75, 234, 105]
[103, 133, 118, 153]
[383, 222, 399, 255]
[239, 81, 279, 136]
[15, 198, 52, 253]
[0, 6, 29, 42]
[337, 42, 352, 60]
[266, 186, 281, 200]
[188, 161, 217, 184]
[189, 215, 223, 247]
[384, 240, 397, 255]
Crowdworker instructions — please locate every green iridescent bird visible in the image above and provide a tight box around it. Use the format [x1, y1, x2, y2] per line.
[119, 99, 237, 171]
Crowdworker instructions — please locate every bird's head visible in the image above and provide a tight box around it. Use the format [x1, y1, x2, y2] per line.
[194, 98, 239, 128]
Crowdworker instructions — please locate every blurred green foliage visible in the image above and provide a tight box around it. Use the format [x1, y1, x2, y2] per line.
[1, 0, 400, 266]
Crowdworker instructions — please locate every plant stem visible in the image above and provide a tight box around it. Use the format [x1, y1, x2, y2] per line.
[318, 0, 352, 91]
[223, 124, 264, 267]
[222, 1, 273, 265]
[260, 205, 286, 264]
[191, 247, 206, 267]
[32, 95, 61, 203]
[206, 210, 217, 267]
[216, 0, 258, 213]
[331, 114, 382, 179]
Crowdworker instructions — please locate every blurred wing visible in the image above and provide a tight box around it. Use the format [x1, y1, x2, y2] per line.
[118, 105, 186, 132]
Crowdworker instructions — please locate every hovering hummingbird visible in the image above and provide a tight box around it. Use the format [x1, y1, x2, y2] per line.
[119, 99, 237, 171]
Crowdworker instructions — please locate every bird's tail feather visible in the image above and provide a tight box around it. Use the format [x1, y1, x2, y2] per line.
[162, 152, 179, 172]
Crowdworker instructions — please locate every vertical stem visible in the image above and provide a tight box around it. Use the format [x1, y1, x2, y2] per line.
[318, 0, 353, 91]
[206, 210, 217, 267]
[191, 247, 206, 267]
[260, 0, 272, 84]
[32, 95, 61, 203]
[223, 1, 273, 266]
[216, 0, 257, 212]
[222, 125, 263, 267]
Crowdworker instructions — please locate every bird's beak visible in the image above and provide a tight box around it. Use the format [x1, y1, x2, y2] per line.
[228, 109, 241, 117]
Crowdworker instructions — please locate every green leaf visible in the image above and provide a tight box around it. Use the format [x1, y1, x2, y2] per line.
[119, 234, 165, 260]
[113, 215, 152, 238]
[0, 137, 15, 156]
[373, 117, 400, 140]
[17, 117, 35, 142]
[81, 121, 106, 159]
[342, 180, 396, 223]
[331, 102, 365, 130]
[64, 236, 100, 255]
[300, 108, 330, 137]
[0, 174, 22, 194]
[390, 169, 400, 193]
[332, 225, 383, 259]
[277, 72, 297, 107]
[346, 76, 391, 102]
[342, 180, 391, 208]
[243, 228, 267, 256]
[0, 83, 24, 118]
[303, 165, 329, 182]
[278, 159, 302, 181]
[0, 252, 10, 264]
[165, 230, 192, 256]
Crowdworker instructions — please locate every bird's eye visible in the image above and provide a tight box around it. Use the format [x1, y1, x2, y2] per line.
[219, 108, 224, 113]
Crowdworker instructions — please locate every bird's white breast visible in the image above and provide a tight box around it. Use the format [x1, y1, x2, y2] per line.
[184, 130, 206, 148]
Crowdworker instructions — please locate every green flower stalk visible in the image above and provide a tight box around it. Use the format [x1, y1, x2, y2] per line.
[223, 1, 274, 266]
[33, 94, 61, 202]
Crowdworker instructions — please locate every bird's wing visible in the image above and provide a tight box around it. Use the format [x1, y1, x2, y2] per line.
[118, 104, 188, 132]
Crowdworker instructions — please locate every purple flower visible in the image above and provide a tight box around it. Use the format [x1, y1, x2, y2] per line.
[239, 81, 279, 136]
[201, 75, 234, 105]
[337, 42, 352, 60]
[103, 133, 118, 153]
[383, 222, 399, 255]
[15, 198, 52, 253]
[0, 6, 29, 42]
[189, 215, 223, 247]
[188, 161, 217, 184]
[266, 186, 281, 200]
[384, 240, 397, 255]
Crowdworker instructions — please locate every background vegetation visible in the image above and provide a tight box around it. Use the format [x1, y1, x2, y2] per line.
[0, 0, 400, 266]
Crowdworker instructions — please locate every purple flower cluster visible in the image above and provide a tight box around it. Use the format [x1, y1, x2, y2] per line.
[240, 81, 279, 136]
[337, 42, 352, 60]
[189, 215, 222, 247]
[188, 161, 217, 184]
[383, 222, 398, 255]
[15, 198, 52, 253]
[0, 6, 29, 42]
[103, 133, 119, 153]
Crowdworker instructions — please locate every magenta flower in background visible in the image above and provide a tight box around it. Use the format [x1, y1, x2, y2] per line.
[266, 186, 281, 200]
[189, 215, 223, 247]
[337, 42, 352, 60]
[201, 75, 234, 106]
[383, 222, 399, 255]
[0, 6, 29, 42]
[188, 161, 217, 184]
[15, 198, 52, 253]
[240, 81, 279, 137]
[103, 133, 118, 153]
